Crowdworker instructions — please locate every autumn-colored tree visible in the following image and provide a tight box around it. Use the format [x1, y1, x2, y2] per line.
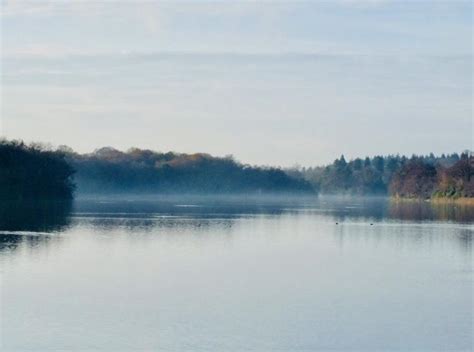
[389, 159, 437, 198]
[435, 155, 473, 198]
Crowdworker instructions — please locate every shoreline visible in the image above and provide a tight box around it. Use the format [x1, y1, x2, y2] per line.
[431, 197, 474, 206]
[391, 197, 474, 206]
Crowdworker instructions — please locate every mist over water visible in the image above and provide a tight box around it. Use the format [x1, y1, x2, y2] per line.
[0, 197, 472, 351]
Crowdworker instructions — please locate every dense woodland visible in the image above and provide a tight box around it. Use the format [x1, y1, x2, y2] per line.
[66, 147, 313, 196]
[0, 140, 75, 201]
[0, 139, 471, 200]
[391, 155, 473, 199]
[290, 152, 473, 199]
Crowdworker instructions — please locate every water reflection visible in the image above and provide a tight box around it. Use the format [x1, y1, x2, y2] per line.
[72, 199, 287, 234]
[324, 198, 473, 254]
[388, 200, 474, 223]
[0, 197, 470, 234]
[1, 197, 471, 351]
[0, 233, 59, 253]
[80, 216, 237, 234]
[0, 200, 72, 252]
[311, 197, 474, 223]
[68, 198, 474, 257]
[332, 218, 473, 255]
[457, 228, 473, 255]
[0, 200, 72, 232]
[73, 198, 288, 218]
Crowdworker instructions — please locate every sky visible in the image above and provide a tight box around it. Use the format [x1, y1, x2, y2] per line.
[1, 0, 472, 166]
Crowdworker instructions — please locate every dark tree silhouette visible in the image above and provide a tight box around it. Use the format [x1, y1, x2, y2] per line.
[0, 140, 75, 201]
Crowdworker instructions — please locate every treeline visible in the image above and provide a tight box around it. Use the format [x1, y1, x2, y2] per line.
[290, 152, 473, 199]
[0, 140, 75, 201]
[1, 138, 471, 200]
[66, 147, 314, 196]
[391, 155, 473, 199]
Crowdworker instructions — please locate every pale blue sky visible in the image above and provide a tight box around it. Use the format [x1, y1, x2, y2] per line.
[1, 0, 472, 166]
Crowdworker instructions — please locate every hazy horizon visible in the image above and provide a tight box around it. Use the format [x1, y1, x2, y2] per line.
[1, 3, 473, 351]
[1, 1, 472, 166]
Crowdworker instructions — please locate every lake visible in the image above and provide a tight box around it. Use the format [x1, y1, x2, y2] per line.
[0, 197, 472, 351]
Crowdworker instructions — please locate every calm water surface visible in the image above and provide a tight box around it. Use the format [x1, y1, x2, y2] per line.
[0, 197, 472, 351]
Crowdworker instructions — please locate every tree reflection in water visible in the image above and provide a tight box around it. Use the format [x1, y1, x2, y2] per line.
[0, 200, 72, 252]
[388, 200, 474, 223]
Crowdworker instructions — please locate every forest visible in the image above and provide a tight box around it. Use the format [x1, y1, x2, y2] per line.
[0, 140, 75, 201]
[0, 139, 472, 200]
[65, 146, 314, 196]
[290, 152, 473, 199]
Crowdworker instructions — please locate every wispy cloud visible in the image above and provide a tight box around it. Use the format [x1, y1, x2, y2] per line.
[1, 0, 472, 165]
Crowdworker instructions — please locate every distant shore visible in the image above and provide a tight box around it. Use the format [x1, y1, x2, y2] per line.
[431, 197, 474, 206]
[391, 197, 474, 206]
